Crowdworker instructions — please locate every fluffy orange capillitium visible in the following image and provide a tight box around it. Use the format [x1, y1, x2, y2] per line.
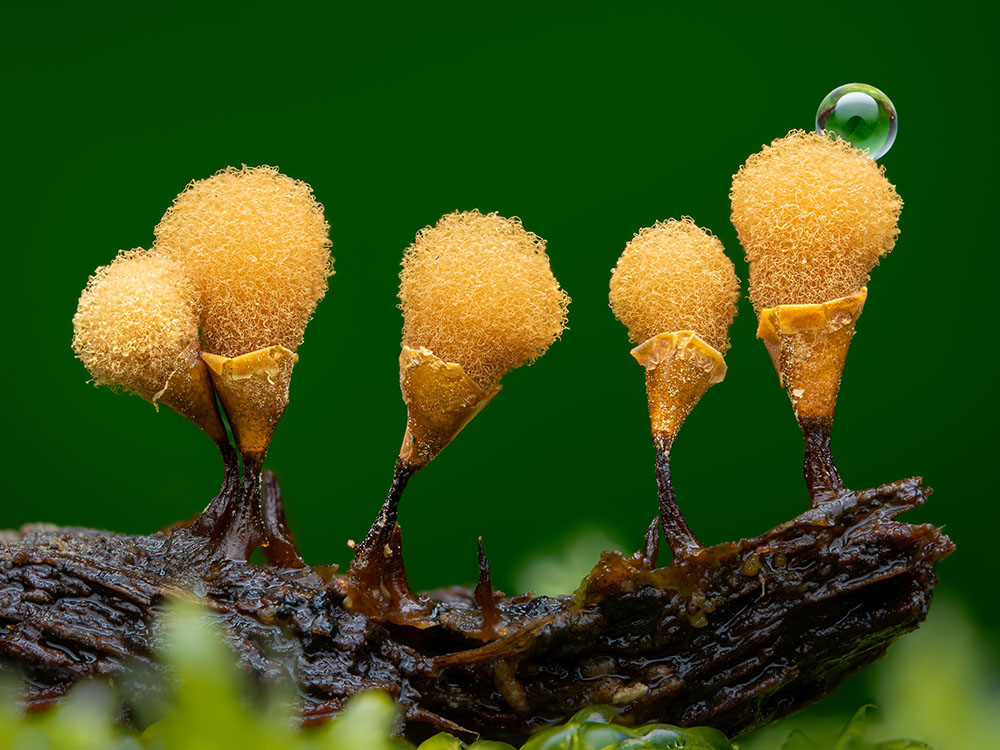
[72, 249, 200, 403]
[730, 130, 902, 312]
[153, 165, 333, 357]
[399, 210, 570, 389]
[609, 218, 740, 353]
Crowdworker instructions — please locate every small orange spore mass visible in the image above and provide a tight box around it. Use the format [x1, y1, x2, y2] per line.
[609, 218, 740, 353]
[154, 165, 332, 357]
[730, 130, 902, 311]
[399, 210, 570, 390]
[72, 250, 200, 403]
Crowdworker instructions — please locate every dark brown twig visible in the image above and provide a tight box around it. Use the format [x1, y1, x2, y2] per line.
[0, 473, 951, 743]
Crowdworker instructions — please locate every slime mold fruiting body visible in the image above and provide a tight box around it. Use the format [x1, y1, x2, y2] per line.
[153, 165, 332, 563]
[731, 131, 902, 504]
[348, 210, 569, 617]
[610, 219, 739, 556]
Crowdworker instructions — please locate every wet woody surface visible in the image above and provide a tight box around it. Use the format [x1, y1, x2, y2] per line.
[0, 473, 951, 744]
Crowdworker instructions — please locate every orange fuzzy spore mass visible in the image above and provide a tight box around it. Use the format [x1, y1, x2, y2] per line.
[153, 165, 332, 357]
[72, 250, 200, 403]
[399, 210, 570, 390]
[609, 218, 740, 353]
[730, 130, 902, 312]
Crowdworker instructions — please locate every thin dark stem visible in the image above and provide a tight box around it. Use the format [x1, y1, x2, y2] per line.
[351, 458, 417, 588]
[188, 440, 240, 536]
[799, 416, 846, 507]
[653, 433, 701, 557]
[205, 450, 266, 562]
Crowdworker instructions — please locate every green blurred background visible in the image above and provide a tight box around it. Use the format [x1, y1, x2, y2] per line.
[4, 0, 995, 679]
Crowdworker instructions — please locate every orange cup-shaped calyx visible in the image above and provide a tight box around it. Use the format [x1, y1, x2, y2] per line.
[156, 355, 228, 445]
[756, 289, 867, 422]
[398, 346, 500, 469]
[757, 289, 867, 504]
[201, 346, 298, 457]
[632, 331, 727, 443]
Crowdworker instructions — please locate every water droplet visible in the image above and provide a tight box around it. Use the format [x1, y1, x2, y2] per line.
[816, 83, 897, 159]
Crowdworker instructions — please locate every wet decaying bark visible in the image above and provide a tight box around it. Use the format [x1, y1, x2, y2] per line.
[0, 474, 952, 743]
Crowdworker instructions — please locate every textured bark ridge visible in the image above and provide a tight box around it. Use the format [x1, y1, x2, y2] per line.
[0, 475, 951, 743]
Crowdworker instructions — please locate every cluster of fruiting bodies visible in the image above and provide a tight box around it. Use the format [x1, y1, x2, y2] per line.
[55, 131, 922, 739]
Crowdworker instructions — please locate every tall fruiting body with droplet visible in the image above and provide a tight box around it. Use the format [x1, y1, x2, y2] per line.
[349, 210, 569, 613]
[609, 219, 740, 557]
[72, 250, 239, 510]
[731, 130, 902, 504]
[154, 165, 333, 562]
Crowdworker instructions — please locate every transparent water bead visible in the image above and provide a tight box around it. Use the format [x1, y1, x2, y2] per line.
[816, 83, 897, 159]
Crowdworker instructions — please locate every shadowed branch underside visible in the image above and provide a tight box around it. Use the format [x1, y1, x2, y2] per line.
[0, 476, 951, 744]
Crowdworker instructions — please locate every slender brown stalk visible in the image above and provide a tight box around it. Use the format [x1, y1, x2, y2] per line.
[350, 458, 417, 591]
[187, 440, 241, 535]
[652, 433, 702, 557]
[202, 451, 266, 562]
[800, 416, 846, 506]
